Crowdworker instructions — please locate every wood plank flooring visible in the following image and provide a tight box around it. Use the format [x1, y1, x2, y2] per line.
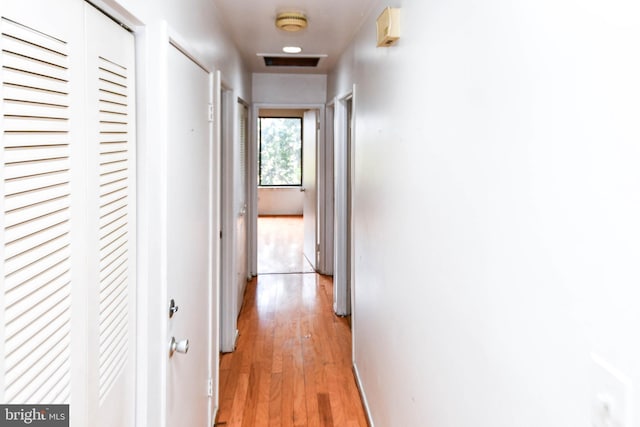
[257, 216, 315, 274]
[216, 216, 368, 427]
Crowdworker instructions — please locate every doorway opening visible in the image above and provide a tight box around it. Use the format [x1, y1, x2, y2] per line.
[333, 91, 354, 317]
[256, 108, 318, 275]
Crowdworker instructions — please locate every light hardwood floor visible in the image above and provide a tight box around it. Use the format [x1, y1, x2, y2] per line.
[216, 216, 368, 427]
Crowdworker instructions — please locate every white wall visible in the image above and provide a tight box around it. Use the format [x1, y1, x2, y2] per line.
[253, 73, 327, 104]
[329, 1, 640, 426]
[258, 188, 304, 215]
[92, 1, 251, 426]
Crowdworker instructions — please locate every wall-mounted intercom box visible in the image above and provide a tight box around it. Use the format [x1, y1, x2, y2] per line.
[376, 7, 400, 47]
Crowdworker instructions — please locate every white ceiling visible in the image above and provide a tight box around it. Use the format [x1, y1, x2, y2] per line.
[212, 0, 376, 74]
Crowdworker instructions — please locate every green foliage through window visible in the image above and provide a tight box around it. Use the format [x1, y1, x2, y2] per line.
[259, 117, 302, 186]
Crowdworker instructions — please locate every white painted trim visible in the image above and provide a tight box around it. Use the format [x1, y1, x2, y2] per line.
[248, 104, 259, 277]
[333, 90, 352, 316]
[315, 107, 328, 274]
[349, 85, 357, 354]
[138, 20, 170, 427]
[86, 0, 143, 28]
[167, 30, 211, 73]
[323, 104, 335, 275]
[205, 70, 217, 427]
[353, 362, 375, 427]
[212, 69, 223, 414]
[220, 82, 238, 352]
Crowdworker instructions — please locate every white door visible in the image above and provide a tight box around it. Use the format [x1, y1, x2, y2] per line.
[302, 110, 318, 269]
[1, 1, 136, 425]
[220, 87, 237, 352]
[84, 4, 137, 427]
[166, 44, 212, 427]
[236, 101, 248, 312]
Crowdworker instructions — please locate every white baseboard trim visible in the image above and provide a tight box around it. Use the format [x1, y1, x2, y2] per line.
[211, 405, 218, 427]
[353, 361, 375, 427]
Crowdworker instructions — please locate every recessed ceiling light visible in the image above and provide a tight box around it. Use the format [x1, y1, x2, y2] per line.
[282, 46, 302, 54]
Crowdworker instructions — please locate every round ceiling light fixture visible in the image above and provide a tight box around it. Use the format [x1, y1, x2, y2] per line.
[282, 46, 302, 54]
[275, 11, 308, 32]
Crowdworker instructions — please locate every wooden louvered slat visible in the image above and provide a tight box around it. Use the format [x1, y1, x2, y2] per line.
[96, 55, 130, 403]
[3, 132, 69, 148]
[2, 67, 68, 95]
[3, 222, 70, 275]
[98, 89, 127, 106]
[98, 200, 126, 226]
[1, 18, 68, 57]
[4, 298, 70, 398]
[3, 181, 70, 212]
[4, 196, 70, 230]
[2, 56, 68, 85]
[3, 167, 69, 196]
[2, 84, 68, 107]
[99, 256, 127, 290]
[98, 101, 127, 117]
[99, 168, 127, 187]
[4, 99, 68, 119]
[5, 292, 70, 376]
[4, 145, 69, 164]
[100, 189, 127, 212]
[3, 157, 69, 181]
[2, 15, 71, 405]
[99, 150, 126, 165]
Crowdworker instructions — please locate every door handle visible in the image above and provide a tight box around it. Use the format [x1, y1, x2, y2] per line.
[169, 337, 189, 357]
[300, 187, 306, 192]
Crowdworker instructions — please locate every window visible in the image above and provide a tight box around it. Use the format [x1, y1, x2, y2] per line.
[259, 117, 303, 186]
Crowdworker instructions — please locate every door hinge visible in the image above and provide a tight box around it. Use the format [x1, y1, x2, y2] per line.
[208, 104, 214, 122]
[207, 378, 213, 397]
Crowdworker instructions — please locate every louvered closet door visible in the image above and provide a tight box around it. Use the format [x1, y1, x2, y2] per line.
[0, 0, 84, 409]
[0, 2, 136, 426]
[84, 4, 136, 427]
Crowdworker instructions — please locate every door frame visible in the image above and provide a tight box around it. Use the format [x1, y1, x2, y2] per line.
[220, 82, 241, 353]
[248, 103, 328, 276]
[333, 88, 355, 317]
[323, 102, 335, 276]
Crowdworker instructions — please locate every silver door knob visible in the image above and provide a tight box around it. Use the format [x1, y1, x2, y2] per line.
[169, 337, 189, 357]
[169, 299, 179, 318]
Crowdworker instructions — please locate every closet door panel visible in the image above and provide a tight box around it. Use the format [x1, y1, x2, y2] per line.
[83, 4, 136, 427]
[0, 0, 83, 406]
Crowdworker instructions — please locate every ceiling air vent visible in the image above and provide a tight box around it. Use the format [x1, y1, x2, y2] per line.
[263, 56, 321, 67]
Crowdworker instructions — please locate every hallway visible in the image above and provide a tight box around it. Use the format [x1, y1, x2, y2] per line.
[216, 217, 368, 427]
